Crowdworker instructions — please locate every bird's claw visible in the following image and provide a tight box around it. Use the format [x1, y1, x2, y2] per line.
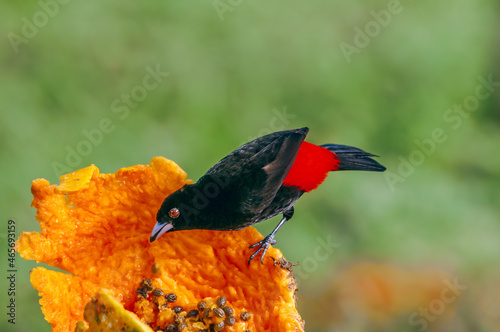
[248, 235, 277, 265]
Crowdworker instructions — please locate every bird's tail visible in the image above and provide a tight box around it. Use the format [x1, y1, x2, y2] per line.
[321, 144, 386, 172]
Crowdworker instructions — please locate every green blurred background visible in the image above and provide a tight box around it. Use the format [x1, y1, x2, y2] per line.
[1, 0, 499, 331]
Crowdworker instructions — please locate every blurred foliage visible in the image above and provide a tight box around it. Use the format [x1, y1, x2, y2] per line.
[1, 0, 499, 331]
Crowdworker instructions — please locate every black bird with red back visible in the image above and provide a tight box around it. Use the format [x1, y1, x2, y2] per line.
[150, 127, 385, 264]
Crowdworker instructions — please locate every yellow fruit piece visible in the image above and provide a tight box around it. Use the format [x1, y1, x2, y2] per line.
[56, 165, 97, 192]
[77, 290, 153, 332]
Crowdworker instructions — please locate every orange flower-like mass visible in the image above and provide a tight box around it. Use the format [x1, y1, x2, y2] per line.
[17, 157, 303, 332]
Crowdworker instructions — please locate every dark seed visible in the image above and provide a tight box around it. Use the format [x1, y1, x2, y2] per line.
[213, 321, 225, 332]
[240, 311, 252, 321]
[223, 306, 233, 316]
[152, 288, 164, 297]
[178, 322, 187, 331]
[136, 289, 147, 298]
[216, 296, 226, 308]
[203, 308, 211, 318]
[225, 316, 236, 326]
[186, 309, 199, 318]
[173, 306, 183, 314]
[165, 293, 177, 303]
[165, 324, 176, 332]
[213, 307, 225, 318]
[197, 300, 207, 311]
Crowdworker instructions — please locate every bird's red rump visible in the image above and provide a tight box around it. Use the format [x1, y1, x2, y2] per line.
[283, 141, 340, 192]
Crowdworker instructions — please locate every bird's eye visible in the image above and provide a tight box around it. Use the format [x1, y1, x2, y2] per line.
[169, 208, 180, 219]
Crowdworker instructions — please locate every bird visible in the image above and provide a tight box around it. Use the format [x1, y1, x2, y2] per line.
[150, 127, 386, 264]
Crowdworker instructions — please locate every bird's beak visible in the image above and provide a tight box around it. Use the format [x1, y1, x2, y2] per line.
[150, 222, 174, 242]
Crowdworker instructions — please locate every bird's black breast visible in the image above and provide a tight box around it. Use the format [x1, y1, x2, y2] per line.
[189, 172, 267, 231]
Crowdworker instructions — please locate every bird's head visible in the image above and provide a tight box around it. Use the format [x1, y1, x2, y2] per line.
[150, 185, 197, 242]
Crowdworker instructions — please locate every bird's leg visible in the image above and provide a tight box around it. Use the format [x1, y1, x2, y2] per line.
[248, 207, 294, 265]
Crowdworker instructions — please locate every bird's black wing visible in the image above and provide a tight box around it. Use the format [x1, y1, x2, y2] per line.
[201, 127, 308, 221]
